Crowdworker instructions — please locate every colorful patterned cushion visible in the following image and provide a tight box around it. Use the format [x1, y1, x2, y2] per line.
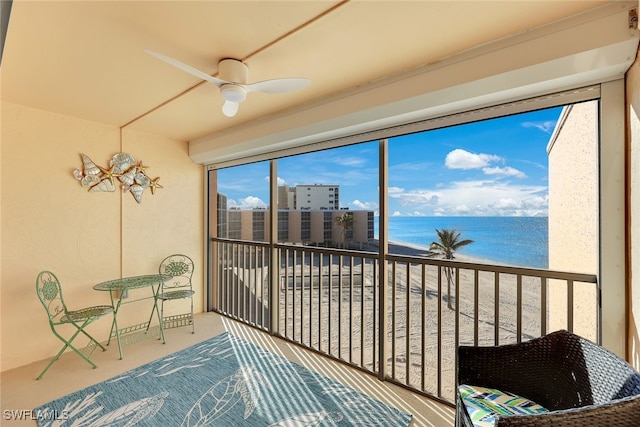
[459, 384, 549, 427]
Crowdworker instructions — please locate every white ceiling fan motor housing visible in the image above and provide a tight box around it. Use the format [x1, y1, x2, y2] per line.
[219, 59, 249, 104]
[219, 58, 248, 84]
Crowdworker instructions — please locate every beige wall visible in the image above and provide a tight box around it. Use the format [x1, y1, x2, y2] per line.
[628, 50, 640, 370]
[547, 101, 599, 342]
[0, 102, 204, 372]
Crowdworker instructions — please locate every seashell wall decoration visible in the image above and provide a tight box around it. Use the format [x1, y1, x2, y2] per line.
[118, 167, 137, 192]
[89, 178, 116, 193]
[129, 184, 145, 204]
[80, 154, 101, 176]
[73, 152, 163, 203]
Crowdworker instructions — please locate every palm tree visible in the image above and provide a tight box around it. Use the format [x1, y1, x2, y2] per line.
[429, 228, 474, 309]
[335, 212, 355, 248]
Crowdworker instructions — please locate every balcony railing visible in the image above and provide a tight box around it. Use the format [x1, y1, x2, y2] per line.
[214, 239, 271, 330]
[211, 237, 598, 404]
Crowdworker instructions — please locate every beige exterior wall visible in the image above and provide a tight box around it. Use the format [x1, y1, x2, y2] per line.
[222, 208, 372, 246]
[0, 102, 204, 372]
[330, 210, 370, 247]
[628, 50, 640, 370]
[286, 211, 302, 243]
[547, 101, 599, 342]
[309, 210, 328, 243]
[348, 210, 372, 245]
[277, 185, 292, 209]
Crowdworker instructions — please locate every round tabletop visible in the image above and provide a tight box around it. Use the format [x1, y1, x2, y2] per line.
[93, 274, 171, 291]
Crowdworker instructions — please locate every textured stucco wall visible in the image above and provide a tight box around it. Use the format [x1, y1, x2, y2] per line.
[547, 100, 599, 341]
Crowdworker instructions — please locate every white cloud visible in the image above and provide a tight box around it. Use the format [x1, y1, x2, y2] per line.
[389, 189, 440, 207]
[333, 156, 367, 167]
[388, 186, 405, 194]
[351, 199, 378, 210]
[450, 205, 472, 215]
[490, 198, 522, 209]
[444, 149, 528, 179]
[522, 120, 556, 134]
[389, 179, 548, 217]
[392, 211, 403, 216]
[264, 176, 288, 186]
[489, 194, 548, 216]
[482, 166, 527, 178]
[228, 196, 268, 210]
[521, 159, 547, 170]
[445, 149, 502, 170]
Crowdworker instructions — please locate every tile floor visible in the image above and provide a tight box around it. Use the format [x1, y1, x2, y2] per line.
[1, 312, 454, 426]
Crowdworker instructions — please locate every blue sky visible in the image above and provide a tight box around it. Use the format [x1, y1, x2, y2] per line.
[217, 106, 563, 217]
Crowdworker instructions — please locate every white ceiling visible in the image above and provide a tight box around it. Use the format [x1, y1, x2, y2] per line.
[3, 0, 624, 149]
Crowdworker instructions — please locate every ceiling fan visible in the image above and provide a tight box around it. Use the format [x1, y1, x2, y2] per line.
[145, 49, 310, 117]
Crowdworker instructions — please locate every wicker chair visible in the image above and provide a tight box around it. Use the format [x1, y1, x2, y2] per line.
[456, 330, 640, 426]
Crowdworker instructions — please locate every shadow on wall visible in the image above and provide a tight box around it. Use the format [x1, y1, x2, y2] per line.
[631, 316, 640, 371]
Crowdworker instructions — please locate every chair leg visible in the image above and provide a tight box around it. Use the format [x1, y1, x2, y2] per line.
[158, 299, 166, 344]
[36, 342, 71, 380]
[190, 298, 195, 334]
[62, 326, 101, 367]
[36, 326, 98, 380]
[145, 297, 157, 334]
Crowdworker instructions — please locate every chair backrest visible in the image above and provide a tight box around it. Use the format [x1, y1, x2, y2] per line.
[458, 329, 640, 412]
[574, 331, 640, 403]
[35, 271, 68, 324]
[159, 254, 194, 291]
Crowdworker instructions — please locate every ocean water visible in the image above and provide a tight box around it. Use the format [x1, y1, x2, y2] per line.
[376, 216, 548, 269]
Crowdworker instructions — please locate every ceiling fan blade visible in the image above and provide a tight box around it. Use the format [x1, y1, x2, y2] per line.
[145, 49, 226, 87]
[244, 77, 310, 94]
[222, 100, 240, 117]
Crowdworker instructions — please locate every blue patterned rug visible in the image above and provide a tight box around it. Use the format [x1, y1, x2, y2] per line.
[35, 332, 412, 426]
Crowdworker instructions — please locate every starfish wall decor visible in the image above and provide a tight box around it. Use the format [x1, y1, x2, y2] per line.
[73, 153, 163, 203]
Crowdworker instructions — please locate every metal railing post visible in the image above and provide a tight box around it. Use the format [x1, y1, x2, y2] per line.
[269, 160, 279, 335]
[378, 138, 388, 381]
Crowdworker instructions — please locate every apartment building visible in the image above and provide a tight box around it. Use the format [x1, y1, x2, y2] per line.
[218, 190, 373, 247]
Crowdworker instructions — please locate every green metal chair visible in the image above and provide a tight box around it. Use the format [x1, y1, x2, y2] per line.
[35, 271, 113, 380]
[158, 254, 195, 334]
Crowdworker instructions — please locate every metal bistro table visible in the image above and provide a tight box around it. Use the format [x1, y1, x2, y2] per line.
[93, 274, 171, 359]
